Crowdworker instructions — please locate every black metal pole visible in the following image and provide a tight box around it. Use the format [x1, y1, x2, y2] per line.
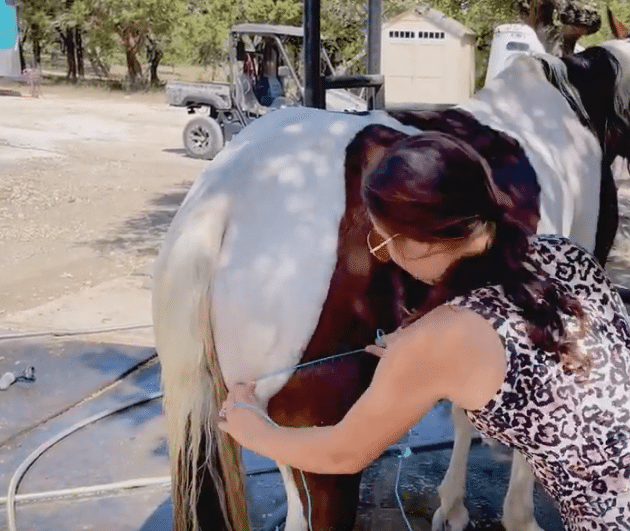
[304, 0, 324, 108]
[367, 0, 384, 109]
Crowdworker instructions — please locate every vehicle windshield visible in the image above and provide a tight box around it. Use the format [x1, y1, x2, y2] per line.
[232, 30, 335, 103]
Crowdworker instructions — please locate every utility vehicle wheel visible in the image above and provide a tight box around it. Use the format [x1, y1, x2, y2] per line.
[183, 116, 224, 160]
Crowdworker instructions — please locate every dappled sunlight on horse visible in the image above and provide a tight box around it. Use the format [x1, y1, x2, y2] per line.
[152, 14, 630, 531]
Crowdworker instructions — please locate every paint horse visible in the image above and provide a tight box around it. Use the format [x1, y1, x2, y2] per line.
[152, 19, 630, 531]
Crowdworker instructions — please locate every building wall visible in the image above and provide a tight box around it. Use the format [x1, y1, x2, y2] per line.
[0, 2, 20, 78]
[381, 12, 474, 105]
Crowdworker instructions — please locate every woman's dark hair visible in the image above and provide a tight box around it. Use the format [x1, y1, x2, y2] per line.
[361, 131, 589, 374]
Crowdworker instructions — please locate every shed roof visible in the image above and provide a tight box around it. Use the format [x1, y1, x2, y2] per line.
[383, 5, 475, 38]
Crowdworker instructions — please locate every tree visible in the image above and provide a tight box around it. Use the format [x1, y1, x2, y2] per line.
[17, 0, 58, 68]
[177, 0, 240, 69]
[321, 0, 366, 70]
[581, 0, 630, 46]
[85, 0, 184, 88]
[58, 0, 84, 81]
[245, 0, 301, 24]
[18, 0, 88, 80]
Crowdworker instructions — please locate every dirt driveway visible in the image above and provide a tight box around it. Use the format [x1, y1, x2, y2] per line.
[0, 89, 207, 316]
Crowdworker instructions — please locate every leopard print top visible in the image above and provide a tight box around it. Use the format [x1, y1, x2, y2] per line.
[447, 235, 630, 530]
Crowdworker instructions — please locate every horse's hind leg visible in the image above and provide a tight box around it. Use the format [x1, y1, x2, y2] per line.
[267, 356, 373, 531]
[273, 454, 362, 531]
[593, 161, 619, 265]
[291, 470, 362, 531]
[278, 464, 309, 531]
[502, 452, 543, 531]
[431, 404, 470, 531]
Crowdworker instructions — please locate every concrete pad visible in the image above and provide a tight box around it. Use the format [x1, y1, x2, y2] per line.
[9, 490, 171, 531]
[124, 441, 565, 531]
[0, 338, 155, 445]
[0, 340, 565, 531]
[0, 352, 165, 531]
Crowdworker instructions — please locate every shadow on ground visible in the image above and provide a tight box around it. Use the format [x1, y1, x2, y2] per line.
[89, 180, 192, 258]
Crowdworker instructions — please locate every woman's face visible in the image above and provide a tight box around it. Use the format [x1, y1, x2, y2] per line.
[369, 217, 482, 285]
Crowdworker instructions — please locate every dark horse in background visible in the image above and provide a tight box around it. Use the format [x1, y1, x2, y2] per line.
[152, 14, 630, 531]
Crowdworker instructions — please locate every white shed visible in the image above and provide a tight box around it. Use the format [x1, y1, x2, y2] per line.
[381, 5, 476, 105]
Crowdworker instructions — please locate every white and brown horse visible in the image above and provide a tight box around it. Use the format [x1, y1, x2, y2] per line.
[152, 19, 630, 531]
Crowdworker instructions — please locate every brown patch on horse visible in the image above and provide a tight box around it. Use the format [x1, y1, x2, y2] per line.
[608, 8, 629, 39]
[389, 109, 541, 235]
[266, 123, 418, 530]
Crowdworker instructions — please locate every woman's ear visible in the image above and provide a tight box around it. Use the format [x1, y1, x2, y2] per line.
[346, 124, 410, 180]
[466, 223, 496, 256]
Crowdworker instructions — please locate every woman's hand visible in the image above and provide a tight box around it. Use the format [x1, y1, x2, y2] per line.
[364, 328, 402, 357]
[217, 381, 271, 448]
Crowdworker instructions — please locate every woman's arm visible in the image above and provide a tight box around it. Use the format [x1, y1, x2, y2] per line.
[218, 305, 506, 474]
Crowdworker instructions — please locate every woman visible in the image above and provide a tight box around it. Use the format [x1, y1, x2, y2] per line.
[218, 132, 630, 529]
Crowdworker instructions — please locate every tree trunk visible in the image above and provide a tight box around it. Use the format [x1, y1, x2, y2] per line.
[121, 27, 145, 90]
[75, 29, 85, 79]
[147, 37, 163, 87]
[63, 0, 77, 81]
[32, 38, 42, 66]
[31, 24, 42, 66]
[65, 28, 77, 82]
[18, 41, 25, 72]
[86, 45, 109, 78]
[57, 29, 66, 55]
[15, 4, 25, 71]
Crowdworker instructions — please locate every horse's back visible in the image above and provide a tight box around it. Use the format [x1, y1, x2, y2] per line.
[460, 54, 602, 252]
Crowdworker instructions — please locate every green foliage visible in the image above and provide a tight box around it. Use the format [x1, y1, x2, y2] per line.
[16, 0, 630, 85]
[581, 0, 630, 46]
[426, 0, 519, 87]
[18, 0, 62, 43]
[244, 0, 302, 25]
[166, 0, 242, 68]
[321, 0, 365, 66]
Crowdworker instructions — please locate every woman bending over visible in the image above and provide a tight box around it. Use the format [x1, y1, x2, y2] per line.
[219, 130, 630, 530]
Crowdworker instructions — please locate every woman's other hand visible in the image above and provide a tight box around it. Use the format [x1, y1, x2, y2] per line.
[217, 381, 270, 447]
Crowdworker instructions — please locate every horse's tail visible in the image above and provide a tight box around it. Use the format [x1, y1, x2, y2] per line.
[152, 196, 250, 531]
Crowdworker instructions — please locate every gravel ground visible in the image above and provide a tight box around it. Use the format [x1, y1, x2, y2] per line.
[0, 87, 207, 315]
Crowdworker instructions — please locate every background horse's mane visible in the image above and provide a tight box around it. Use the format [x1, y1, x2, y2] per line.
[605, 42, 630, 143]
[534, 41, 630, 163]
[533, 52, 593, 130]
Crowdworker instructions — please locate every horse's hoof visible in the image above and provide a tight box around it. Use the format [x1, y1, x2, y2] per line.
[431, 505, 469, 531]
